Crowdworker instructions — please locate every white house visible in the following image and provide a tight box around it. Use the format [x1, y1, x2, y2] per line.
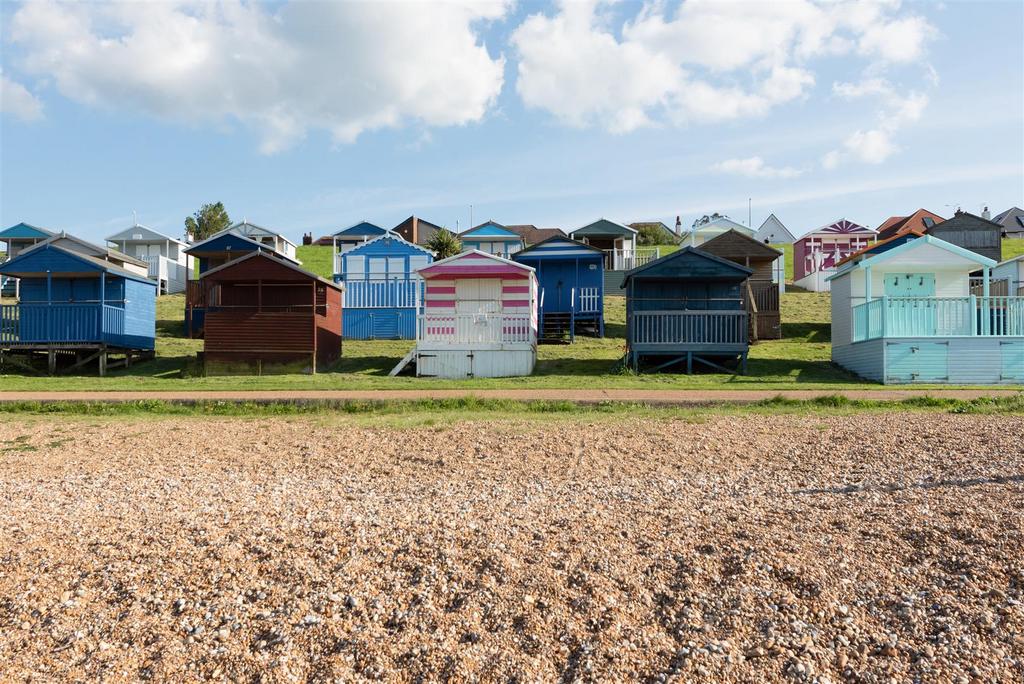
[687, 215, 756, 247]
[754, 214, 796, 244]
[829, 235, 1023, 384]
[993, 254, 1023, 297]
[107, 224, 194, 294]
[208, 221, 298, 261]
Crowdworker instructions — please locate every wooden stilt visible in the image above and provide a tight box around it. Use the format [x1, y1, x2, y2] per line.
[47, 348, 56, 375]
[98, 351, 107, 377]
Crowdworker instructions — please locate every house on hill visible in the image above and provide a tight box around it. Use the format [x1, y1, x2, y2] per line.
[1, 223, 56, 298]
[459, 221, 525, 258]
[504, 225, 565, 246]
[754, 214, 795, 244]
[629, 221, 679, 245]
[876, 209, 944, 240]
[926, 210, 1002, 263]
[106, 224, 193, 295]
[992, 207, 1024, 239]
[685, 215, 756, 247]
[331, 221, 387, 254]
[393, 216, 448, 246]
[793, 218, 876, 292]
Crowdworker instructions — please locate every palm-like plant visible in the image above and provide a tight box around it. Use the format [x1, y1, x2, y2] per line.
[426, 228, 462, 259]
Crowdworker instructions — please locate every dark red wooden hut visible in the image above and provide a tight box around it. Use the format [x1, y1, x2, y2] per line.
[199, 251, 342, 374]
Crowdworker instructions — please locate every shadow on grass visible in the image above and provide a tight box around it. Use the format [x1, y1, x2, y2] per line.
[781, 321, 831, 342]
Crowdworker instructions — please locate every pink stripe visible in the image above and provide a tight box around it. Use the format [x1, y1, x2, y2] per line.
[426, 300, 455, 308]
[502, 285, 529, 294]
[426, 286, 456, 295]
[502, 299, 529, 307]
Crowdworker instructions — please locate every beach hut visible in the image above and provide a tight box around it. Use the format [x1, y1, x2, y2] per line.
[622, 247, 752, 374]
[793, 219, 876, 292]
[106, 224, 193, 294]
[754, 214, 795, 244]
[458, 221, 525, 258]
[829, 235, 1023, 384]
[390, 250, 537, 378]
[184, 223, 301, 337]
[331, 221, 387, 255]
[0, 240, 157, 375]
[1, 223, 56, 298]
[699, 230, 784, 340]
[198, 251, 342, 375]
[569, 219, 659, 295]
[513, 235, 604, 341]
[334, 233, 433, 339]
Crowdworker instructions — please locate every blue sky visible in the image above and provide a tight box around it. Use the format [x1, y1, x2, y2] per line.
[1, 0, 1021, 244]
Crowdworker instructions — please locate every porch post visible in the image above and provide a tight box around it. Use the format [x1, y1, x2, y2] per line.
[982, 266, 991, 336]
[983, 266, 991, 298]
[46, 270, 52, 341]
[864, 266, 872, 302]
[99, 273, 105, 338]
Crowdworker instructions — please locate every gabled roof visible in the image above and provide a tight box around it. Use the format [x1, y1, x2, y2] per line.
[876, 209, 944, 239]
[836, 227, 927, 267]
[802, 218, 876, 238]
[342, 232, 435, 257]
[504, 225, 565, 245]
[992, 206, 1024, 229]
[829, 234, 996, 280]
[754, 214, 796, 243]
[417, 249, 534, 280]
[700, 229, 783, 260]
[513, 235, 604, 259]
[198, 250, 341, 290]
[106, 223, 188, 245]
[570, 219, 637, 238]
[459, 221, 522, 239]
[332, 221, 387, 238]
[622, 246, 753, 286]
[21, 231, 148, 267]
[935, 210, 1005, 233]
[393, 215, 445, 232]
[186, 229, 300, 263]
[205, 221, 297, 249]
[693, 215, 754, 235]
[0, 222, 56, 241]
[0, 242, 157, 285]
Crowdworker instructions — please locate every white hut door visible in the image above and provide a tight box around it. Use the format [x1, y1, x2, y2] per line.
[456, 279, 501, 342]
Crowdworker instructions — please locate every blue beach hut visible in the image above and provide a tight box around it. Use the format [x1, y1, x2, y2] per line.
[459, 221, 525, 258]
[513, 235, 604, 341]
[622, 247, 752, 373]
[0, 241, 157, 374]
[335, 233, 433, 339]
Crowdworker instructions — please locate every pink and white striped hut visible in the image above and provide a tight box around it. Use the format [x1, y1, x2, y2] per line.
[391, 250, 538, 378]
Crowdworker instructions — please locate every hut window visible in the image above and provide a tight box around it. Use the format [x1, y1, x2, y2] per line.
[388, 257, 404, 281]
[409, 255, 429, 278]
[346, 255, 365, 278]
[369, 258, 387, 280]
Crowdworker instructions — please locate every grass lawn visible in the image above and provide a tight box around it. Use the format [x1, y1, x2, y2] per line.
[1, 241, 1021, 392]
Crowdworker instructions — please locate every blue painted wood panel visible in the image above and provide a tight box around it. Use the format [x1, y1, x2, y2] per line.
[343, 308, 416, 340]
[1002, 341, 1024, 381]
[886, 341, 949, 382]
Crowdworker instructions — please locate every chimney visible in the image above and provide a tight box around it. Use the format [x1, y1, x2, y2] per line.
[982, 206, 991, 219]
[675, 215, 682, 237]
[412, 216, 419, 243]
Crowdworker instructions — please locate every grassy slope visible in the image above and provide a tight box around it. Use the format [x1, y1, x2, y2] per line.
[1, 241, 1021, 391]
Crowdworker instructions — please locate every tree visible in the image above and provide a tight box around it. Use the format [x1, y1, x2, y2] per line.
[184, 202, 231, 241]
[425, 228, 462, 259]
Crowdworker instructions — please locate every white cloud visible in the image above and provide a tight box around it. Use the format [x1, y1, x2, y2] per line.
[8, 0, 509, 153]
[0, 70, 44, 121]
[512, 0, 937, 134]
[825, 78, 929, 166]
[713, 157, 803, 179]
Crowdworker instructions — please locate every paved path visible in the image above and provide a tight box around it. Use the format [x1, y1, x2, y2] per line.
[0, 388, 1020, 406]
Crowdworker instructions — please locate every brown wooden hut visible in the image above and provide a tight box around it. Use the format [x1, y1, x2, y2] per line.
[198, 251, 343, 375]
[699, 229, 783, 340]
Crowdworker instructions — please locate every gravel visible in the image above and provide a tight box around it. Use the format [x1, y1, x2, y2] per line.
[1, 413, 1022, 682]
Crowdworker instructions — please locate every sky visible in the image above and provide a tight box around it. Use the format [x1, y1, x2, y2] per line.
[1, 0, 1022, 245]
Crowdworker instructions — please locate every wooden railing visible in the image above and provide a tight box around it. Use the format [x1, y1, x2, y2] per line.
[578, 287, 600, 313]
[629, 310, 748, 346]
[970, 277, 1010, 297]
[853, 296, 1024, 340]
[603, 247, 660, 271]
[343, 279, 422, 309]
[0, 302, 128, 344]
[418, 313, 534, 345]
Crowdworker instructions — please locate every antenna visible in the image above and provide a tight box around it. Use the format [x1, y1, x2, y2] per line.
[748, 198, 752, 227]
[469, 204, 473, 228]
[132, 209, 138, 226]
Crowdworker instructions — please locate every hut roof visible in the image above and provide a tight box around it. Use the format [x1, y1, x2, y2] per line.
[199, 250, 342, 290]
[0, 222, 56, 240]
[513, 235, 603, 259]
[332, 221, 387, 238]
[504, 225, 565, 245]
[106, 223, 188, 245]
[700, 229, 783, 261]
[0, 242, 157, 285]
[417, 250, 534, 280]
[622, 246, 753, 287]
[571, 219, 636, 238]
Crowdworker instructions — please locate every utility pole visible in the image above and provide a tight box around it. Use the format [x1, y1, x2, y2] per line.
[748, 198, 752, 227]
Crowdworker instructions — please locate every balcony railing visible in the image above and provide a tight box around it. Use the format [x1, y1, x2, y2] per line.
[342, 279, 423, 309]
[603, 247, 660, 271]
[853, 296, 1024, 341]
[577, 287, 600, 313]
[0, 302, 127, 344]
[418, 313, 534, 345]
[629, 310, 748, 347]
